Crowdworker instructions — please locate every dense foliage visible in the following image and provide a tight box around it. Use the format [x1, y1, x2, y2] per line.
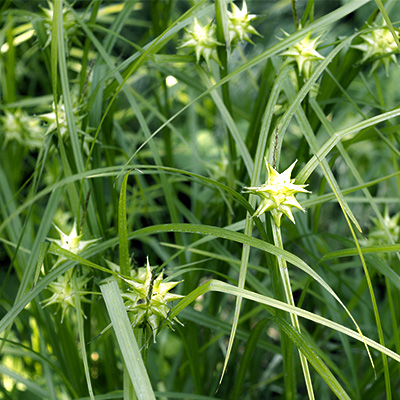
[1, 1, 400, 399]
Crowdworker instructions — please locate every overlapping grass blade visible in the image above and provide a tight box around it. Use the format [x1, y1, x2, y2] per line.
[100, 280, 156, 400]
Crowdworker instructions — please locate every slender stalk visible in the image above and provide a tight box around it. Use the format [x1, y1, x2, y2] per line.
[215, 0, 236, 226]
[290, 0, 299, 31]
[272, 221, 315, 400]
[73, 274, 95, 400]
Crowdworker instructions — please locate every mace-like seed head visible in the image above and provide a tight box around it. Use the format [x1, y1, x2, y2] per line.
[281, 32, 324, 78]
[243, 159, 310, 226]
[353, 26, 400, 76]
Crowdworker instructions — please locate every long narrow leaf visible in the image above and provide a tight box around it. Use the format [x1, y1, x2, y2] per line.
[100, 281, 156, 400]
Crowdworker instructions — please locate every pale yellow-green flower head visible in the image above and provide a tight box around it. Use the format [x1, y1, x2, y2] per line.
[42, 269, 91, 322]
[243, 159, 310, 226]
[228, 1, 259, 45]
[0, 109, 44, 150]
[369, 208, 400, 245]
[51, 220, 99, 255]
[353, 26, 400, 75]
[40, 0, 78, 48]
[180, 18, 222, 68]
[281, 32, 324, 78]
[121, 258, 183, 341]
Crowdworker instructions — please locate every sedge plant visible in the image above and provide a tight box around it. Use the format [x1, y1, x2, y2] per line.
[1, 1, 400, 399]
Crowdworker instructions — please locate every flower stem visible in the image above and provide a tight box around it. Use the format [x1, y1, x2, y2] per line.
[272, 221, 315, 400]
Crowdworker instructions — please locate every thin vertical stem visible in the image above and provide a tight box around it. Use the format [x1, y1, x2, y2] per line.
[215, 0, 236, 224]
[272, 221, 315, 400]
[291, 0, 299, 31]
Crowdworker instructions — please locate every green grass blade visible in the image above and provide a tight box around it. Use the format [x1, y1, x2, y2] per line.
[196, 66, 253, 176]
[232, 318, 270, 400]
[100, 280, 156, 400]
[316, 159, 391, 390]
[118, 171, 131, 277]
[74, 278, 94, 400]
[219, 62, 290, 388]
[0, 364, 48, 398]
[323, 250, 400, 291]
[297, 107, 400, 184]
[15, 186, 62, 301]
[168, 279, 400, 363]
[276, 318, 351, 400]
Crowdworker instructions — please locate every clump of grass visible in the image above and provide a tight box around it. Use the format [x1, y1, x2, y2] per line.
[1, 1, 400, 399]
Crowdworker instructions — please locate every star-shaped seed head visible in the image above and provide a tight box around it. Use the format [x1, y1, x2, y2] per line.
[353, 26, 400, 76]
[39, 97, 84, 137]
[228, 1, 260, 45]
[0, 108, 44, 150]
[281, 32, 324, 78]
[369, 208, 400, 245]
[41, 269, 91, 322]
[180, 18, 222, 68]
[51, 220, 99, 255]
[121, 258, 183, 342]
[243, 159, 310, 227]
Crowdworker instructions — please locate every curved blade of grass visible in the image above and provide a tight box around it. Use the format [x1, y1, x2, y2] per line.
[323, 249, 400, 291]
[309, 86, 398, 251]
[276, 317, 351, 400]
[277, 31, 362, 232]
[46, 217, 370, 364]
[168, 279, 400, 363]
[297, 106, 400, 184]
[124, 223, 368, 346]
[100, 280, 156, 400]
[316, 160, 392, 391]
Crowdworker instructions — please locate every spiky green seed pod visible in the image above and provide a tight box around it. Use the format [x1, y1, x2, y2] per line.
[51, 220, 100, 256]
[228, 1, 260, 45]
[121, 258, 183, 341]
[42, 270, 91, 322]
[281, 32, 324, 78]
[0, 109, 43, 149]
[353, 26, 400, 76]
[243, 159, 310, 227]
[369, 209, 400, 245]
[180, 18, 222, 68]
